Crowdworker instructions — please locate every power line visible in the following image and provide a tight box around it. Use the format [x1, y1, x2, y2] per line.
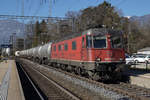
[27, 0, 33, 16]
[49, 0, 57, 17]
[49, 0, 52, 17]
[16, 0, 20, 15]
[0, 14, 69, 20]
[115, 0, 127, 7]
[34, 2, 43, 16]
[21, 0, 24, 16]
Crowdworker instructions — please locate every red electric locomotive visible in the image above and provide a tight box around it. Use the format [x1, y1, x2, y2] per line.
[51, 28, 125, 81]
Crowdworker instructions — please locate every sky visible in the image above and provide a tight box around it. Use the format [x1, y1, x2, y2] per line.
[0, 0, 149, 17]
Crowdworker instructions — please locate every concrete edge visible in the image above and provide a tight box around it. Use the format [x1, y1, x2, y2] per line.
[133, 75, 150, 79]
[14, 60, 25, 100]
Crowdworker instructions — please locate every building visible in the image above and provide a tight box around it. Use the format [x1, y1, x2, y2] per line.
[16, 38, 24, 50]
[137, 47, 150, 54]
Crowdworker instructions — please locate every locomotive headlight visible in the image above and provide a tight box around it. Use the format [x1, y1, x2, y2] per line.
[120, 58, 123, 61]
[96, 58, 101, 61]
[87, 30, 92, 35]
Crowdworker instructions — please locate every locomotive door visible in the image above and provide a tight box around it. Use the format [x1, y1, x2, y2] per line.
[81, 37, 87, 61]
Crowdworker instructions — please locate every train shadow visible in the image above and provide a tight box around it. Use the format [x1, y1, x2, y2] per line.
[98, 74, 130, 84]
[125, 63, 150, 76]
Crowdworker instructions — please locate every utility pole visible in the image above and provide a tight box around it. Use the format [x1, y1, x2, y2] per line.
[22, 0, 26, 49]
[21, 0, 24, 16]
[49, 0, 52, 17]
[11, 33, 16, 54]
[128, 22, 131, 53]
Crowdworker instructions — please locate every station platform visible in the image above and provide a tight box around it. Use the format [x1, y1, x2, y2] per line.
[126, 64, 150, 89]
[0, 60, 25, 100]
[130, 74, 150, 89]
[130, 63, 150, 69]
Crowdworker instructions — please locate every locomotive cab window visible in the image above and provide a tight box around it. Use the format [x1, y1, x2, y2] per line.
[86, 36, 92, 48]
[111, 36, 122, 48]
[72, 41, 76, 50]
[82, 37, 85, 48]
[64, 43, 68, 51]
[58, 45, 61, 51]
[93, 36, 106, 48]
[54, 45, 56, 51]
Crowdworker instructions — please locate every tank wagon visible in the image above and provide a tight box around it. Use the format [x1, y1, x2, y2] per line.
[16, 28, 125, 81]
[15, 51, 20, 56]
[39, 43, 52, 63]
[17, 42, 52, 62]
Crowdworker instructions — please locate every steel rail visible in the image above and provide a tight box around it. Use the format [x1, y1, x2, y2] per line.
[20, 58, 150, 100]
[43, 65, 150, 100]
[28, 64, 80, 100]
[18, 63, 44, 100]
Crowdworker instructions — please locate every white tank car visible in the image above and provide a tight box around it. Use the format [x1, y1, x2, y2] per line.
[22, 50, 25, 56]
[27, 49, 29, 56]
[17, 42, 52, 63]
[32, 48, 36, 57]
[6, 48, 10, 56]
[2, 48, 10, 56]
[33, 47, 40, 58]
[24, 50, 26, 56]
[19, 50, 23, 56]
[28, 49, 32, 57]
[15, 51, 20, 56]
[24, 50, 27, 56]
[39, 42, 52, 60]
[37, 46, 42, 58]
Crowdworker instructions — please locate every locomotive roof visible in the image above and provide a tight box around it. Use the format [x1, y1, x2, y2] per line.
[54, 28, 122, 42]
[82, 28, 123, 36]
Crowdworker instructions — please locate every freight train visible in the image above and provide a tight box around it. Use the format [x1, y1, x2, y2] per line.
[16, 28, 126, 81]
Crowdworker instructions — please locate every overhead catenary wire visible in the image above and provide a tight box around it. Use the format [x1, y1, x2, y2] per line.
[27, 0, 33, 16]
[33, 2, 43, 16]
[115, 0, 127, 7]
[16, 0, 20, 15]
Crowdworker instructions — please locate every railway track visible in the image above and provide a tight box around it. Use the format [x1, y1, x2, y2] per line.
[47, 67, 150, 100]
[18, 58, 150, 100]
[17, 60, 80, 100]
[16, 62, 46, 100]
[42, 65, 150, 100]
[108, 83, 150, 100]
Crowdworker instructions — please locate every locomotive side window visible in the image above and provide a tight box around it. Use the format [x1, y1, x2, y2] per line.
[93, 36, 106, 48]
[86, 36, 92, 48]
[82, 37, 85, 48]
[64, 43, 68, 51]
[72, 41, 76, 50]
[58, 45, 61, 51]
[54, 45, 56, 51]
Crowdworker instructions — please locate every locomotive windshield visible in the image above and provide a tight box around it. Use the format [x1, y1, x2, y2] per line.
[93, 36, 106, 48]
[86, 35, 106, 48]
[111, 36, 122, 48]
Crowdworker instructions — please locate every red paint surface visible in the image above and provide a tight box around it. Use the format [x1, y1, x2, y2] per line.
[51, 33, 125, 63]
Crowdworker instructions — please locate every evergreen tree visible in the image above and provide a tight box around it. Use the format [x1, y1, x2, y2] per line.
[80, 1, 122, 30]
[33, 21, 41, 46]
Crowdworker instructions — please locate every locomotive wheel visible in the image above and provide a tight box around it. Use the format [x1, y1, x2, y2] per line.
[76, 67, 82, 75]
[112, 71, 122, 81]
[62, 65, 66, 70]
[87, 70, 100, 81]
[92, 73, 100, 81]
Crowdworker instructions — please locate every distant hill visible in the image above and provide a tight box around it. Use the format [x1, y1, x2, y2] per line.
[130, 14, 150, 26]
[0, 20, 25, 45]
